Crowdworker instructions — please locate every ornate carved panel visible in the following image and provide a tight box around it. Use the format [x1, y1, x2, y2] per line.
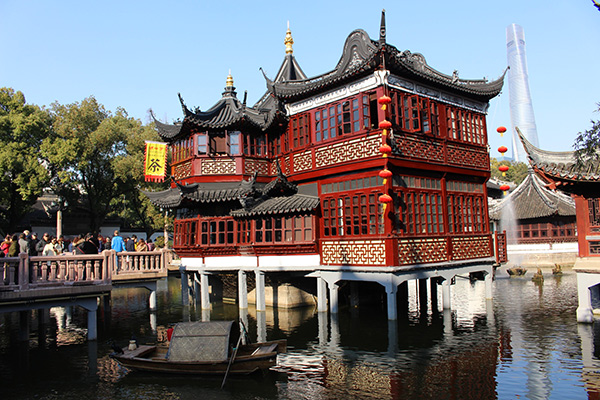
[173, 161, 192, 180]
[293, 150, 313, 172]
[315, 136, 380, 168]
[201, 159, 236, 175]
[244, 159, 269, 176]
[393, 136, 444, 162]
[447, 144, 489, 169]
[451, 235, 492, 260]
[398, 238, 447, 265]
[321, 239, 386, 265]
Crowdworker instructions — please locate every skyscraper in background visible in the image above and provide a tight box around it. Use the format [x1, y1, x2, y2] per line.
[506, 24, 539, 162]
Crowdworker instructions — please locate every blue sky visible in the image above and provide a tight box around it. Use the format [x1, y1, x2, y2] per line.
[1, 1, 598, 159]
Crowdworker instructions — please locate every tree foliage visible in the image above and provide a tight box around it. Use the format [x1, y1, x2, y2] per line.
[490, 158, 529, 185]
[0, 88, 51, 233]
[41, 96, 167, 234]
[573, 103, 600, 167]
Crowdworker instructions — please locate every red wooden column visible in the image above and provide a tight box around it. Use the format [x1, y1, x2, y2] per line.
[574, 194, 590, 257]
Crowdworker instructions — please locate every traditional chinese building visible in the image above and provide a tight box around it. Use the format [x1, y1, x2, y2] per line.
[516, 130, 600, 322]
[145, 12, 506, 318]
[489, 170, 577, 267]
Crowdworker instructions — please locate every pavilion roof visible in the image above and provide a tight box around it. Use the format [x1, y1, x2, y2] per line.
[519, 129, 600, 182]
[489, 171, 575, 221]
[263, 12, 505, 102]
[230, 194, 320, 217]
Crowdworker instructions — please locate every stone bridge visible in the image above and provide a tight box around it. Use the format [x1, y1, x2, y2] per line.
[0, 249, 175, 340]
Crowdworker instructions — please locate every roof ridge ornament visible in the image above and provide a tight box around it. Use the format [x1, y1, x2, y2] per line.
[285, 21, 294, 55]
[226, 70, 234, 88]
[379, 9, 386, 45]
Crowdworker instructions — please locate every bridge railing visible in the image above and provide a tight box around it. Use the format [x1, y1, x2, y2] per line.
[1, 248, 174, 292]
[1, 251, 112, 291]
[113, 249, 168, 278]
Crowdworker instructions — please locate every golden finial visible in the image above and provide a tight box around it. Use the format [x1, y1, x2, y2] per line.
[284, 21, 294, 55]
[226, 70, 234, 88]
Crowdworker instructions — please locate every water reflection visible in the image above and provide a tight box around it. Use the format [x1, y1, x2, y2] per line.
[0, 271, 596, 399]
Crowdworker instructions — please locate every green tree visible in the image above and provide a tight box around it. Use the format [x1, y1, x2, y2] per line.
[0, 88, 51, 233]
[490, 158, 529, 185]
[574, 104, 600, 166]
[111, 119, 170, 237]
[42, 97, 166, 234]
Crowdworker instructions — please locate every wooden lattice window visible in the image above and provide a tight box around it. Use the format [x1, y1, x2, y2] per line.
[445, 106, 486, 145]
[394, 175, 444, 235]
[313, 94, 371, 143]
[447, 193, 487, 234]
[290, 114, 311, 150]
[322, 191, 382, 238]
[588, 198, 600, 232]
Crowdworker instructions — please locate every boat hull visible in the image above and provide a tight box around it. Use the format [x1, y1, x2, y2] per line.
[111, 339, 286, 376]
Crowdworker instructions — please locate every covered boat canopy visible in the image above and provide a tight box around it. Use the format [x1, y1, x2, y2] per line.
[167, 321, 238, 362]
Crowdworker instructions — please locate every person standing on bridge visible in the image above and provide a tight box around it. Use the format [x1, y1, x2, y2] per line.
[111, 230, 125, 272]
[18, 233, 29, 254]
[111, 230, 125, 253]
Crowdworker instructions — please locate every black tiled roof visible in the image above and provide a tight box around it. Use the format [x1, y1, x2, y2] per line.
[142, 187, 182, 208]
[489, 172, 575, 221]
[264, 28, 505, 102]
[519, 129, 600, 182]
[230, 194, 320, 217]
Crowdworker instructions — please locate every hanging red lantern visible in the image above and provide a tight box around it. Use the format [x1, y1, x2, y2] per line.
[379, 168, 392, 185]
[497, 126, 507, 137]
[379, 144, 392, 157]
[498, 164, 509, 177]
[379, 193, 392, 203]
[498, 146, 508, 156]
[378, 95, 391, 110]
[379, 169, 392, 179]
[499, 184, 510, 192]
[379, 120, 392, 130]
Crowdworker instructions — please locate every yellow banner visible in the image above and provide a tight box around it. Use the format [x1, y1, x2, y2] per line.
[144, 141, 167, 182]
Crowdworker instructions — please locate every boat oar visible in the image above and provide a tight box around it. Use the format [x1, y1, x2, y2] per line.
[221, 332, 243, 389]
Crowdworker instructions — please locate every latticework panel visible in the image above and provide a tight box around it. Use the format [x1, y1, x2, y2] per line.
[173, 161, 192, 180]
[315, 136, 380, 168]
[201, 159, 236, 175]
[451, 235, 492, 260]
[447, 144, 489, 170]
[394, 136, 444, 162]
[270, 157, 291, 175]
[244, 159, 269, 176]
[321, 240, 386, 266]
[293, 151, 313, 172]
[398, 238, 448, 265]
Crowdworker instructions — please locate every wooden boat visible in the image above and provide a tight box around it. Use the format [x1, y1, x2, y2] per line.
[110, 321, 286, 375]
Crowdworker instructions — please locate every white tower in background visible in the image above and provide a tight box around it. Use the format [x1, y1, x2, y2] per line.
[506, 24, 539, 162]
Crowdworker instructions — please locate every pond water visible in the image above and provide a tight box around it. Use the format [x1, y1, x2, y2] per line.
[1, 268, 599, 399]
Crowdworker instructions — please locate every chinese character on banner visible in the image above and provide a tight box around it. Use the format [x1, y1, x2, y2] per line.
[144, 141, 167, 182]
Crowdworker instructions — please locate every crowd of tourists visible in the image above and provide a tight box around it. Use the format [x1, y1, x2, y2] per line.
[0, 230, 155, 258]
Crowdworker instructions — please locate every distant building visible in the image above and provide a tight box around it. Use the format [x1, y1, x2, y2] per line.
[489, 171, 577, 266]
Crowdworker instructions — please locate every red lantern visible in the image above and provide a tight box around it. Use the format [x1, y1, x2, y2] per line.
[499, 184, 510, 192]
[379, 169, 392, 179]
[498, 146, 508, 156]
[379, 120, 392, 130]
[498, 165, 509, 177]
[497, 126, 507, 137]
[379, 193, 392, 203]
[379, 144, 392, 157]
[378, 95, 391, 111]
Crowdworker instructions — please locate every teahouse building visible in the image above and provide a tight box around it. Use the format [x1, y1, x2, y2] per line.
[145, 12, 507, 318]
[516, 130, 600, 322]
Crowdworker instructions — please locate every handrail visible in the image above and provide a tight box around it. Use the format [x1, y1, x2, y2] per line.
[0, 249, 172, 294]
